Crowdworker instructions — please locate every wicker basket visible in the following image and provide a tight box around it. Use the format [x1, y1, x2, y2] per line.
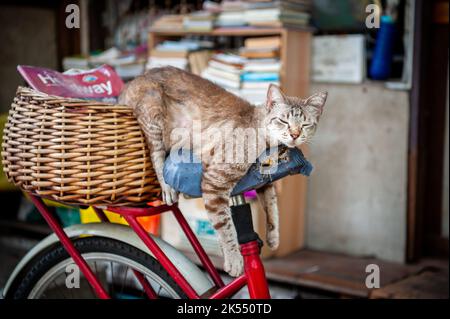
[1, 87, 161, 206]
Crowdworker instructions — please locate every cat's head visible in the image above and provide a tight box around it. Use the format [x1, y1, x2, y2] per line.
[264, 84, 327, 148]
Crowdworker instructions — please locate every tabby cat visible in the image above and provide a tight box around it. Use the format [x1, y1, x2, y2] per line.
[119, 67, 327, 276]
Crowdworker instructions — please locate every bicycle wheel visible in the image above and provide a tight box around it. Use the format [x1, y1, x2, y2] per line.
[6, 236, 187, 299]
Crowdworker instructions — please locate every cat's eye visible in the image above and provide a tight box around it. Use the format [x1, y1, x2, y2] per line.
[302, 124, 315, 132]
[270, 118, 286, 127]
[274, 118, 288, 126]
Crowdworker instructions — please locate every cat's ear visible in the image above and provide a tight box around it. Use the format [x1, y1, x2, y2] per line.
[266, 84, 285, 111]
[304, 92, 327, 120]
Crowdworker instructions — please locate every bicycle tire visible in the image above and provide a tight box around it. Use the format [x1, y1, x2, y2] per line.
[6, 236, 187, 299]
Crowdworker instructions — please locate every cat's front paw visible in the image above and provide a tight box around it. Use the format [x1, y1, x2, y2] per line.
[223, 248, 244, 277]
[161, 183, 178, 205]
[267, 231, 279, 250]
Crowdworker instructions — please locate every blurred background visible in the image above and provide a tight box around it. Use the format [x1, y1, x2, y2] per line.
[0, 0, 448, 299]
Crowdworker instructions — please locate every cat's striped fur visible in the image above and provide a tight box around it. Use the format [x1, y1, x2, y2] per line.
[119, 67, 327, 276]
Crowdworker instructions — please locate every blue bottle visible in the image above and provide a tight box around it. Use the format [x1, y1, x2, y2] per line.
[369, 15, 397, 80]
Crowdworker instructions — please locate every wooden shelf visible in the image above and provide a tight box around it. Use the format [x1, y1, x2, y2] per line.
[149, 27, 285, 37]
[148, 26, 312, 97]
[181, 248, 432, 298]
[149, 26, 314, 37]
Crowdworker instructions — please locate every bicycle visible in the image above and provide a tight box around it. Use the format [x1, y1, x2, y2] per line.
[3, 146, 312, 299]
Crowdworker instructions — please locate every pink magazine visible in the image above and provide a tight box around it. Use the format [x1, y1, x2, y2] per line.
[17, 64, 124, 102]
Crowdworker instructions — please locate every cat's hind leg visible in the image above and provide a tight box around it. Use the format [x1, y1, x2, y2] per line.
[256, 183, 279, 250]
[201, 164, 250, 277]
[133, 92, 178, 205]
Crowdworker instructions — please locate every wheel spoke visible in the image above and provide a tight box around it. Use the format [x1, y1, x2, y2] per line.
[110, 261, 115, 297]
[120, 266, 129, 295]
[53, 278, 66, 299]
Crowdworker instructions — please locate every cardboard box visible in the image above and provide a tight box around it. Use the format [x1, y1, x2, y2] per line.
[312, 34, 366, 84]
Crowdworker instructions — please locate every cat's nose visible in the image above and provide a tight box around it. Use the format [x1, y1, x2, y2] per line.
[290, 132, 300, 140]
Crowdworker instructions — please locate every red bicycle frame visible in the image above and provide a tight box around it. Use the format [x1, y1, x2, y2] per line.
[29, 195, 271, 299]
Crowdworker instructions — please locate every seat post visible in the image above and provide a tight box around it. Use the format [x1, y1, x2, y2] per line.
[230, 194, 246, 207]
[230, 194, 271, 299]
[230, 195, 261, 246]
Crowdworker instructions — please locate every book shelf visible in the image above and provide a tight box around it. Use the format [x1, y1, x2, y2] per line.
[148, 27, 311, 97]
[149, 27, 285, 37]
[148, 27, 312, 257]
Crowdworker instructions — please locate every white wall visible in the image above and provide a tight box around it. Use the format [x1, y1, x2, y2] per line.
[306, 83, 409, 263]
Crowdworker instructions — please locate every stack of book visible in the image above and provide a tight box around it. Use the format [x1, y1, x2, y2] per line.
[200, 41, 281, 105]
[64, 47, 147, 80]
[244, 0, 312, 28]
[239, 36, 281, 104]
[62, 55, 89, 70]
[239, 36, 280, 59]
[205, 0, 311, 28]
[215, 1, 247, 27]
[147, 39, 213, 70]
[148, 42, 190, 70]
[151, 14, 184, 31]
[201, 53, 245, 94]
[113, 60, 146, 79]
[183, 11, 216, 32]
